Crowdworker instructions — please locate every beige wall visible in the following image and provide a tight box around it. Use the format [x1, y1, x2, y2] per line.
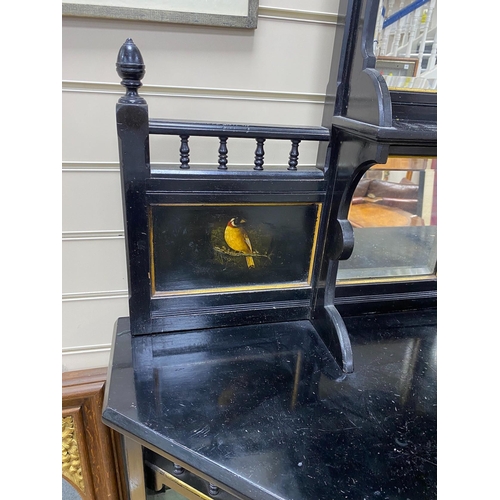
[62, 1, 341, 371]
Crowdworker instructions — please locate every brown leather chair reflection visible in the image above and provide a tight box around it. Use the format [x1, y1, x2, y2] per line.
[349, 178, 424, 227]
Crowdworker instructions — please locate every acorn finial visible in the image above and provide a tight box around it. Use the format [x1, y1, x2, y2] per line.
[116, 38, 146, 104]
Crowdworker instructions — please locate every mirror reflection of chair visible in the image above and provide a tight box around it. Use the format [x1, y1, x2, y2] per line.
[349, 174, 425, 227]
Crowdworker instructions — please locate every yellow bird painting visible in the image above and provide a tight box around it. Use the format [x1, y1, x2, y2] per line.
[224, 217, 255, 268]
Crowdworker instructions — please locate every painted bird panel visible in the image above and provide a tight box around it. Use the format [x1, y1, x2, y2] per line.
[150, 203, 320, 294]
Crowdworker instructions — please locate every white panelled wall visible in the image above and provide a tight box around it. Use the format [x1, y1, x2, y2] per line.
[62, 1, 341, 371]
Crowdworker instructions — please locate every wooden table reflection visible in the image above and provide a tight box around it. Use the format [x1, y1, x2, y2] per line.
[349, 203, 425, 228]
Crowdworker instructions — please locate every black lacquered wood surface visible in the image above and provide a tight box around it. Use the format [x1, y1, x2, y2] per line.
[103, 310, 436, 500]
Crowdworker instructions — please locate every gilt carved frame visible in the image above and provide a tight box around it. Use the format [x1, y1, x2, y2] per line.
[62, 368, 126, 500]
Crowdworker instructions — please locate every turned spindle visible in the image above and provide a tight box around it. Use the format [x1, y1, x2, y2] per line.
[218, 137, 228, 170]
[253, 138, 265, 170]
[287, 139, 301, 170]
[179, 135, 190, 169]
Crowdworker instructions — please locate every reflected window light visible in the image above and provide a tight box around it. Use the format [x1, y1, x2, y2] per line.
[374, 0, 437, 92]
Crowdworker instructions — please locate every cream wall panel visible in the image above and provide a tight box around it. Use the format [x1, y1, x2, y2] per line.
[62, 297, 129, 349]
[145, 94, 325, 126]
[62, 15, 336, 94]
[62, 92, 119, 161]
[63, 91, 325, 163]
[62, 238, 128, 294]
[62, 346, 111, 372]
[62, 170, 123, 231]
[62, 345, 112, 372]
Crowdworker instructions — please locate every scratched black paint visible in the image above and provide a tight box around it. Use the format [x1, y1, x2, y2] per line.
[103, 309, 437, 500]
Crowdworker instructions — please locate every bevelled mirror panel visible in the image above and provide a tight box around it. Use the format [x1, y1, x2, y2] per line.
[337, 156, 437, 282]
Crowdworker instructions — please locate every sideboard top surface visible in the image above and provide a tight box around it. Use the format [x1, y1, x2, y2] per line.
[103, 310, 437, 500]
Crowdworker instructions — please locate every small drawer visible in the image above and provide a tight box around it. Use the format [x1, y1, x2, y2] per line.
[144, 451, 241, 500]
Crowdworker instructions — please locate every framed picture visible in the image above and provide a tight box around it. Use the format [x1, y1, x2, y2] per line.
[375, 56, 418, 77]
[149, 203, 322, 296]
[62, 0, 259, 29]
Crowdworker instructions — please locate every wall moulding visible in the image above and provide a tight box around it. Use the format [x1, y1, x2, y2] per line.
[258, 6, 341, 25]
[62, 80, 327, 104]
[62, 290, 128, 301]
[62, 230, 125, 241]
[62, 161, 319, 172]
[62, 161, 121, 172]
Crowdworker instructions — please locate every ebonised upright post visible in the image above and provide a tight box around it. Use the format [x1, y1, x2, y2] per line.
[116, 38, 152, 333]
